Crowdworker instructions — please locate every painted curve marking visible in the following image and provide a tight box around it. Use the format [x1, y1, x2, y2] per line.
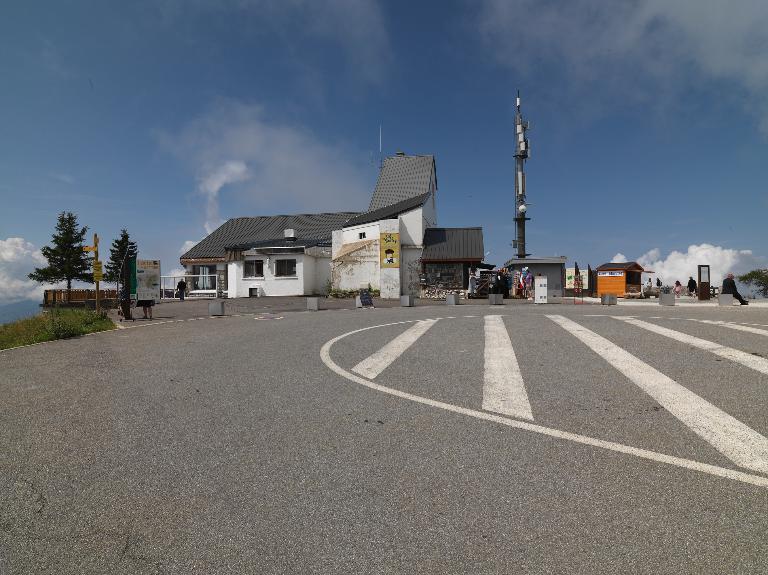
[320, 318, 768, 489]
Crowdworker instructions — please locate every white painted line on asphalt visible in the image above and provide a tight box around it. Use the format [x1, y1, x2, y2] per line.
[351, 319, 438, 379]
[482, 315, 533, 420]
[320, 322, 768, 489]
[691, 319, 768, 338]
[614, 316, 768, 376]
[549, 314, 768, 475]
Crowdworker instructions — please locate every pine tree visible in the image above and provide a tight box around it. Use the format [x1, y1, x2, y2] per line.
[105, 229, 138, 284]
[28, 212, 92, 295]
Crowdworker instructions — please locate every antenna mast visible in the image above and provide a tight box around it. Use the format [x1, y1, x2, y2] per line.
[379, 124, 383, 170]
[513, 90, 531, 258]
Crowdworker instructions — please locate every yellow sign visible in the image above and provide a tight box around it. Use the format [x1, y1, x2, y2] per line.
[93, 271, 103, 281]
[83, 246, 96, 252]
[93, 260, 103, 281]
[379, 232, 400, 268]
[93, 260, 103, 272]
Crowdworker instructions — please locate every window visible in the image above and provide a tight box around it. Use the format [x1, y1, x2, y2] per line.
[275, 259, 297, 277]
[358, 231, 366, 239]
[244, 260, 264, 278]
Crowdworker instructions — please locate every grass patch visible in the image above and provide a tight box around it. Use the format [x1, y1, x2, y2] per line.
[0, 308, 115, 350]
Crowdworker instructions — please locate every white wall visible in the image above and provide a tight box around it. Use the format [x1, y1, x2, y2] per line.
[315, 256, 332, 294]
[228, 254, 311, 297]
[332, 241, 380, 291]
[400, 246, 423, 296]
[341, 222, 380, 244]
[398, 206, 423, 246]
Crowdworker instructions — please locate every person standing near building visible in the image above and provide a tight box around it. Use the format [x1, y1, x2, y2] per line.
[687, 276, 697, 297]
[467, 268, 477, 299]
[722, 273, 748, 305]
[177, 278, 187, 302]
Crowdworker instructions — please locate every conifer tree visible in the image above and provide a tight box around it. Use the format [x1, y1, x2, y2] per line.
[28, 212, 92, 295]
[105, 229, 138, 284]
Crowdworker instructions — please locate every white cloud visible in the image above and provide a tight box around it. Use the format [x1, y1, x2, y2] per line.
[0, 237, 49, 305]
[611, 253, 628, 263]
[198, 161, 250, 233]
[477, 0, 768, 129]
[179, 240, 200, 255]
[636, 244, 761, 287]
[158, 100, 370, 236]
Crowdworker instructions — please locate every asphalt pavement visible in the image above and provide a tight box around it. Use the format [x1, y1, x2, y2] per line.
[2, 300, 768, 574]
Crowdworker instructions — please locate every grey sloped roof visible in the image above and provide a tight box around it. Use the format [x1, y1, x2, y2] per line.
[369, 154, 436, 211]
[422, 227, 484, 261]
[181, 212, 360, 261]
[344, 192, 430, 228]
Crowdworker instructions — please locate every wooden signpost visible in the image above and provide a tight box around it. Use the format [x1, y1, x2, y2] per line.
[83, 233, 101, 313]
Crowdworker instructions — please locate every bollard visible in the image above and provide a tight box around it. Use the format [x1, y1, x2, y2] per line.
[659, 293, 675, 306]
[355, 296, 363, 308]
[307, 297, 321, 311]
[400, 295, 414, 307]
[717, 294, 734, 306]
[208, 300, 225, 316]
[488, 293, 504, 305]
[600, 294, 617, 306]
[445, 293, 460, 305]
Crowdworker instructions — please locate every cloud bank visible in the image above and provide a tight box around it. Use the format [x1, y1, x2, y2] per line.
[633, 244, 761, 286]
[0, 237, 48, 305]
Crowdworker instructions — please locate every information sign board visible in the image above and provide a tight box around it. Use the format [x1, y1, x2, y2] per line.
[359, 289, 374, 307]
[136, 259, 161, 303]
[534, 276, 548, 304]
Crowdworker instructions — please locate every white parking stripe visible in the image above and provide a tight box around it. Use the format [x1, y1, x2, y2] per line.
[614, 316, 768, 376]
[548, 314, 768, 475]
[352, 319, 438, 379]
[482, 315, 533, 420]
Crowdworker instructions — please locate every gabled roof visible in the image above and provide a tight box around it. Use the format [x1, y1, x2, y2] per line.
[597, 261, 645, 271]
[368, 154, 436, 211]
[344, 192, 430, 228]
[181, 212, 360, 261]
[422, 227, 484, 261]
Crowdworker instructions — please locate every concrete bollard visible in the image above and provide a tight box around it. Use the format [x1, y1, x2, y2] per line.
[355, 296, 363, 308]
[600, 294, 617, 306]
[445, 293, 460, 305]
[718, 294, 734, 306]
[208, 300, 225, 316]
[659, 293, 676, 306]
[400, 295, 414, 307]
[488, 293, 504, 305]
[307, 297, 321, 311]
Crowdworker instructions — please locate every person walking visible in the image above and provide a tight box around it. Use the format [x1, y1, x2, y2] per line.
[673, 280, 683, 297]
[176, 278, 187, 302]
[467, 268, 476, 299]
[687, 276, 697, 297]
[722, 273, 748, 305]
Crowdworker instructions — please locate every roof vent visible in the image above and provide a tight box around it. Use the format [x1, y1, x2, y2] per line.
[284, 228, 296, 241]
[395, 150, 405, 156]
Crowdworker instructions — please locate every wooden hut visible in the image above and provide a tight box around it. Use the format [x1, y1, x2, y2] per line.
[596, 262, 646, 297]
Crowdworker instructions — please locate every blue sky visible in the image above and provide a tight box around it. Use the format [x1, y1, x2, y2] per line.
[2, 0, 768, 307]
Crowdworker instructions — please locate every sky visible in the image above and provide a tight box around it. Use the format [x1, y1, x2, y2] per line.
[2, 0, 768, 309]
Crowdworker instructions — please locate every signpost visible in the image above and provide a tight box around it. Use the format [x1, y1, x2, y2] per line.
[534, 276, 548, 304]
[136, 259, 161, 303]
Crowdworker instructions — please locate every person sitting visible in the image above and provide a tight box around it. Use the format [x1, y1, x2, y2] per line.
[722, 273, 748, 305]
[687, 276, 697, 297]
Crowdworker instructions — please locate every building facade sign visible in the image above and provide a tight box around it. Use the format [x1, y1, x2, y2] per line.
[380, 232, 400, 268]
[597, 271, 624, 277]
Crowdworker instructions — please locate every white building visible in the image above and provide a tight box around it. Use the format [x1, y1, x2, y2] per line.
[180, 152, 484, 298]
[179, 213, 358, 297]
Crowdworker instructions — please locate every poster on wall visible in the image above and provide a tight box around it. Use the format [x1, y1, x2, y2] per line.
[136, 259, 161, 303]
[380, 233, 400, 268]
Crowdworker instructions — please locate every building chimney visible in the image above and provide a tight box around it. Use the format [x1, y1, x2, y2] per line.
[284, 228, 296, 241]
